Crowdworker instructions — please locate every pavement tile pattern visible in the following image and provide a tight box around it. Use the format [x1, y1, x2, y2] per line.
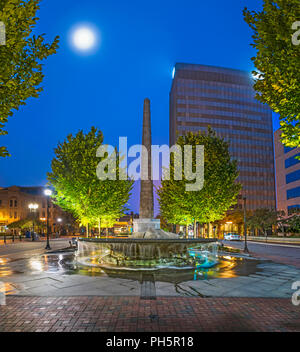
[0, 296, 299, 332]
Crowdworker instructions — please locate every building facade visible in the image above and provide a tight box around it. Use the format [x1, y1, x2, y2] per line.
[274, 129, 300, 215]
[170, 63, 276, 211]
[0, 186, 71, 233]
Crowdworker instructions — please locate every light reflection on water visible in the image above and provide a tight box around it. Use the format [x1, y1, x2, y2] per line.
[0, 251, 262, 284]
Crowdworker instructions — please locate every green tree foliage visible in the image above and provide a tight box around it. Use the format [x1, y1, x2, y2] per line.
[157, 128, 241, 233]
[244, 0, 300, 152]
[247, 208, 278, 236]
[0, 0, 59, 157]
[47, 127, 133, 236]
[286, 214, 300, 233]
[7, 218, 45, 230]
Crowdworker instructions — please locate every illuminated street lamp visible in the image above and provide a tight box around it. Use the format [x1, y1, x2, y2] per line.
[28, 203, 38, 211]
[28, 203, 39, 235]
[44, 188, 52, 250]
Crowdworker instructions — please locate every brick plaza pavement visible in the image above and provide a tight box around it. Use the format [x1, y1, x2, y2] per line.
[0, 296, 299, 332]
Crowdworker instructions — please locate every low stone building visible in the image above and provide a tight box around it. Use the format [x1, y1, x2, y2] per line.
[0, 186, 72, 233]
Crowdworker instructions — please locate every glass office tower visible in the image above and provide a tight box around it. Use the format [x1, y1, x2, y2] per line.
[169, 63, 275, 210]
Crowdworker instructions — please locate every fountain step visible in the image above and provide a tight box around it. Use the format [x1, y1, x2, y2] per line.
[140, 274, 156, 300]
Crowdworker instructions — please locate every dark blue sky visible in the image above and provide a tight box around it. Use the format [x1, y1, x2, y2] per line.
[1, 0, 279, 213]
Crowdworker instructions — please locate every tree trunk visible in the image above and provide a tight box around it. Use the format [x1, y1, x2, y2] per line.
[207, 223, 210, 238]
[193, 219, 197, 238]
[86, 223, 89, 238]
[98, 218, 101, 236]
[185, 224, 189, 239]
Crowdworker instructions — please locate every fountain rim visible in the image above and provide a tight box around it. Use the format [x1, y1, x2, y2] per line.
[78, 237, 218, 244]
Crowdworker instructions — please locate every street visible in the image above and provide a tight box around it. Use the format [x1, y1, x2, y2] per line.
[223, 240, 300, 268]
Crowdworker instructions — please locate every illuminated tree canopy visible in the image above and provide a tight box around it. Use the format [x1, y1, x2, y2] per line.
[157, 128, 241, 235]
[244, 0, 300, 152]
[0, 0, 59, 157]
[47, 127, 133, 235]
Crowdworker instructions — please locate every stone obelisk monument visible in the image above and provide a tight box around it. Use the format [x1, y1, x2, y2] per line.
[133, 98, 160, 233]
[140, 98, 153, 218]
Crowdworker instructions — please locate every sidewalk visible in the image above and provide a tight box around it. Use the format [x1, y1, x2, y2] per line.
[0, 239, 71, 259]
[0, 296, 299, 332]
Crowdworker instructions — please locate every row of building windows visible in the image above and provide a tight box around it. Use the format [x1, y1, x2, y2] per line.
[177, 116, 271, 130]
[177, 98, 270, 115]
[230, 151, 274, 161]
[176, 80, 256, 97]
[178, 129, 273, 148]
[229, 144, 273, 154]
[2, 211, 51, 219]
[178, 126, 272, 144]
[285, 153, 300, 168]
[176, 69, 252, 87]
[176, 89, 264, 106]
[177, 107, 269, 121]
[242, 185, 275, 191]
[240, 194, 275, 201]
[238, 166, 274, 173]
[286, 169, 300, 184]
[0, 200, 55, 208]
[287, 186, 300, 200]
[235, 158, 274, 167]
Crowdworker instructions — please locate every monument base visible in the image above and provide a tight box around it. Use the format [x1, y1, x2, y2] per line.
[133, 218, 160, 233]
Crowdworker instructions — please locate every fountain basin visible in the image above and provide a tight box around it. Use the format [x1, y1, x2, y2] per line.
[77, 238, 219, 269]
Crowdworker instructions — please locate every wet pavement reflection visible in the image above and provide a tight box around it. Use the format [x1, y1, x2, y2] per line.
[0, 250, 262, 284]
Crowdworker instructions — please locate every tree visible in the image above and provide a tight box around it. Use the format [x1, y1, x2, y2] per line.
[243, 0, 300, 152]
[217, 209, 253, 235]
[7, 218, 45, 230]
[247, 208, 278, 236]
[276, 210, 287, 235]
[0, 0, 59, 157]
[157, 128, 241, 237]
[47, 127, 133, 236]
[286, 214, 300, 234]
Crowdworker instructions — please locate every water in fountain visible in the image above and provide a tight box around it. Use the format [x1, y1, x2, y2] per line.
[76, 238, 219, 270]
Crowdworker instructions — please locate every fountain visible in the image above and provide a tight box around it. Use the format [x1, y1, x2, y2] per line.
[77, 98, 219, 271]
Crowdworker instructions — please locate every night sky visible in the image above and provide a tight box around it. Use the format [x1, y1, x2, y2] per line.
[0, 0, 279, 214]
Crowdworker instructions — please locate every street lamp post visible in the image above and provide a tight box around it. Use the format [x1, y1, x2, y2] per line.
[44, 189, 52, 250]
[28, 203, 39, 239]
[243, 196, 249, 253]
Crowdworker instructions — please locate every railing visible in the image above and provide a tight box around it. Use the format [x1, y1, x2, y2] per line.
[247, 235, 300, 244]
[0, 234, 76, 245]
[0, 234, 26, 244]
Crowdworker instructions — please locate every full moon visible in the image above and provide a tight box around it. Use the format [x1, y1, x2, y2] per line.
[72, 26, 97, 51]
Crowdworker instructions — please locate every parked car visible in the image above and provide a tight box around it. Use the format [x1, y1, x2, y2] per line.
[224, 232, 242, 241]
